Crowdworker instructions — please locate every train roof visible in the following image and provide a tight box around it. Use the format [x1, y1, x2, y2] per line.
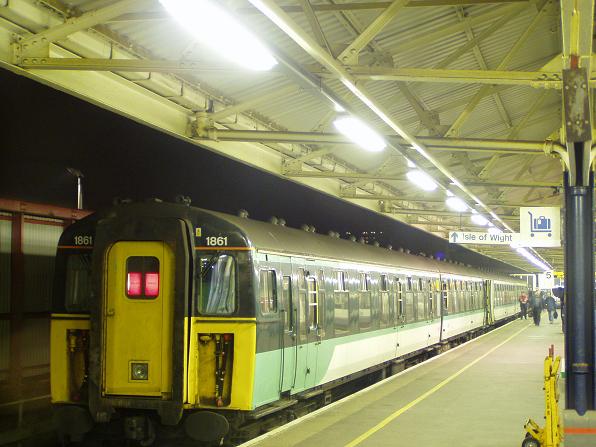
[68, 201, 523, 284]
[202, 209, 521, 284]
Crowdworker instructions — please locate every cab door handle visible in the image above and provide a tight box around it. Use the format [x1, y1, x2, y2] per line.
[106, 308, 115, 317]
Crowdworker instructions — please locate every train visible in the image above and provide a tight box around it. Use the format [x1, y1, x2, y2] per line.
[50, 199, 527, 445]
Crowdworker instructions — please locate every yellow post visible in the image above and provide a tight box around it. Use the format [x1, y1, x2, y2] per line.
[523, 345, 562, 447]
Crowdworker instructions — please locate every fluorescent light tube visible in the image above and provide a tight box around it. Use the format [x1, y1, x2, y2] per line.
[445, 197, 468, 212]
[333, 116, 386, 152]
[160, 0, 277, 71]
[406, 170, 438, 191]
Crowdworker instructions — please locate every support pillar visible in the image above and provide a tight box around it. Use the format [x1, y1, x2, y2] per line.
[564, 169, 594, 414]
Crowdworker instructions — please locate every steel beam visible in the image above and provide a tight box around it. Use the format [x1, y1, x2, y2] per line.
[16, 57, 236, 73]
[298, 0, 333, 55]
[445, 0, 549, 136]
[338, 192, 556, 208]
[383, 208, 518, 219]
[239, 0, 530, 12]
[284, 170, 560, 187]
[337, 0, 409, 65]
[14, 0, 150, 59]
[197, 129, 553, 153]
[315, 67, 564, 87]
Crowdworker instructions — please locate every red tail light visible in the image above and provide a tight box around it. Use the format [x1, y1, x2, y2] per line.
[127, 272, 142, 296]
[145, 273, 159, 297]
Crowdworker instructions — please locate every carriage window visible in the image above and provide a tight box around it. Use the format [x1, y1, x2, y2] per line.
[65, 254, 92, 311]
[298, 268, 307, 331]
[380, 275, 389, 326]
[334, 284, 349, 334]
[406, 277, 412, 291]
[336, 271, 346, 292]
[282, 276, 293, 331]
[405, 289, 415, 323]
[396, 278, 404, 319]
[360, 273, 369, 291]
[259, 270, 277, 314]
[307, 277, 318, 329]
[380, 275, 388, 292]
[198, 255, 236, 314]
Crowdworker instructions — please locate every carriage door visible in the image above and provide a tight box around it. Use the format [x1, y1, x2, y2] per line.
[484, 280, 494, 325]
[290, 260, 309, 391]
[103, 241, 174, 397]
[304, 260, 321, 389]
[439, 278, 448, 341]
[280, 273, 297, 392]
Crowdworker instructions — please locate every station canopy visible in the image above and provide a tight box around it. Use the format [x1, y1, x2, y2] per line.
[1, 0, 578, 272]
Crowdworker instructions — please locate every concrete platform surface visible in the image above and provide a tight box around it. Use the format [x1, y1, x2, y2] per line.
[244, 316, 564, 447]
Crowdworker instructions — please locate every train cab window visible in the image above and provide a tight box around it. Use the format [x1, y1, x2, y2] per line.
[335, 271, 347, 292]
[307, 277, 318, 329]
[259, 270, 278, 314]
[198, 255, 236, 315]
[282, 276, 293, 332]
[126, 257, 160, 299]
[65, 253, 92, 311]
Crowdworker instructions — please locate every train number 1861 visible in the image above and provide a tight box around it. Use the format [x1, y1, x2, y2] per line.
[74, 235, 93, 245]
[206, 236, 228, 246]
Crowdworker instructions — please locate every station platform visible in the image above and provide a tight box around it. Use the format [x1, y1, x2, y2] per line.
[243, 317, 564, 447]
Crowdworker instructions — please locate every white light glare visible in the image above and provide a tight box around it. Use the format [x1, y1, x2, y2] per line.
[406, 159, 416, 168]
[446, 190, 455, 197]
[333, 116, 386, 152]
[159, 0, 277, 71]
[406, 169, 438, 191]
[516, 247, 550, 271]
[487, 226, 502, 235]
[333, 102, 345, 112]
[471, 213, 489, 226]
[445, 196, 468, 212]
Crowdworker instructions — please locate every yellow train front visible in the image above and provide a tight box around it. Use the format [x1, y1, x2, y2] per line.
[51, 200, 257, 445]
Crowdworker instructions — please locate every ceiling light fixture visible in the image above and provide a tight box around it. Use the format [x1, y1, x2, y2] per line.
[406, 169, 438, 191]
[159, 0, 277, 71]
[516, 247, 550, 271]
[471, 213, 488, 226]
[333, 116, 386, 152]
[487, 227, 503, 235]
[445, 197, 468, 213]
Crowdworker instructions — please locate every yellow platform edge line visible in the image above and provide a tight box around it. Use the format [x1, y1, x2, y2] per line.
[344, 323, 531, 447]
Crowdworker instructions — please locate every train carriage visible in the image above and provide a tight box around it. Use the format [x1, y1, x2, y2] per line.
[50, 200, 527, 445]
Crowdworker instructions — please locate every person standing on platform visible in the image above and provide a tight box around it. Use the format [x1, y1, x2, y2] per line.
[519, 292, 529, 319]
[530, 289, 541, 326]
[544, 293, 556, 324]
